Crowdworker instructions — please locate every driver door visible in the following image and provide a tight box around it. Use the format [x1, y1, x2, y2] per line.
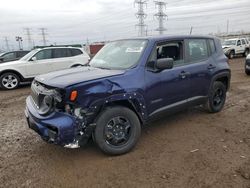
[25, 49, 54, 77]
[144, 40, 192, 116]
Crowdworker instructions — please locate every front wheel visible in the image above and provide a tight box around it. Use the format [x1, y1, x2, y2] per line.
[244, 49, 249, 57]
[246, 68, 250, 75]
[204, 81, 227, 113]
[228, 51, 234, 59]
[0, 72, 20, 90]
[94, 106, 141, 155]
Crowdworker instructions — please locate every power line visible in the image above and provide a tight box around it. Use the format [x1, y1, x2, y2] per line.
[24, 28, 33, 50]
[154, 0, 167, 35]
[39, 28, 48, 46]
[134, 0, 148, 36]
[4, 37, 10, 51]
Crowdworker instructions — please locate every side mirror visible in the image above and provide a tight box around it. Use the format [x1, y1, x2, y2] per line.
[155, 58, 174, 70]
[30, 56, 37, 61]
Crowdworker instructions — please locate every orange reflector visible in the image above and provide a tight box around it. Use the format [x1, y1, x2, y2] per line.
[70, 90, 78, 101]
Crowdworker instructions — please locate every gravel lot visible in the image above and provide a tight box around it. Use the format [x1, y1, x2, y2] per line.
[0, 58, 250, 188]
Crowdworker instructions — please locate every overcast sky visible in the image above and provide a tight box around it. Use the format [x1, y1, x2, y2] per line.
[0, 0, 250, 50]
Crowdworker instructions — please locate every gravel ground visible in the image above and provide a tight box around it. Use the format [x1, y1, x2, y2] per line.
[0, 57, 250, 188]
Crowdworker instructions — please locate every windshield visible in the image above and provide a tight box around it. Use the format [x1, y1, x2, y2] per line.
[223, 40, 236, 46]
[20, 49, 40, 61]
[90, 39, 148, 70]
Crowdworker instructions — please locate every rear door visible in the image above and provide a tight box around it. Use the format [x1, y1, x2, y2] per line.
[184, 38, 214, 99]
[51, 48, 73, 71]
[235, 40, 243, 54]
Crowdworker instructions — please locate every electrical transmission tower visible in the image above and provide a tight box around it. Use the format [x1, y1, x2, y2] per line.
[4, 37, 10, 51]
[134, 0, 148, 37]
[39, 28, 48, 46]
[24, 28, 33, 50]
[154, 0, 168, 35]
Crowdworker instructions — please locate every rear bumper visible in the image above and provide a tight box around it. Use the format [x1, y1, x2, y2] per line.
[25, 96, 76, 145]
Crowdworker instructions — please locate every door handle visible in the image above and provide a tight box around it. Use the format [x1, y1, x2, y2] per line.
[207, 64, 216, 70]
[179, 71, 190, 79]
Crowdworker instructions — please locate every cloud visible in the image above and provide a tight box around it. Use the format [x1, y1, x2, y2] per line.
[0, 0, 250, 50]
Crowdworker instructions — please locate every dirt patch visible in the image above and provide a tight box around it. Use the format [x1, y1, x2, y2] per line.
[0, 58, 250, 188]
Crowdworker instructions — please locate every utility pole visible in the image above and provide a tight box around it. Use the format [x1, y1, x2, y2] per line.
[15, 36, 23, 50]
[134, 0, 148, 37]
[4, 37, 10, 51]
[226, 20, 229, 34]
[154, 0, 167, 35]
[24, 28, 33, 50]
[190, 26, 193, 35]
[39, 28, 48, 46]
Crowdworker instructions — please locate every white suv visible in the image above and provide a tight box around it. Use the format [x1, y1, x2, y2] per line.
[222, 38, 250, 59]
[0, 47, 90, 90]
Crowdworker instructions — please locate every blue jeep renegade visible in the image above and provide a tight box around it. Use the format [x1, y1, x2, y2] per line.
[25, 35, 231, 155]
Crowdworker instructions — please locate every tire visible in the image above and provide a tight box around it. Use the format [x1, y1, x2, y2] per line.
[0, 72, 20, 90]
[94, 106, 141, 155]
[205, 81, 227, 113]
[228, 51, 234, 59]
[244, 49, 249, 57]
[246, 68, 250, 75]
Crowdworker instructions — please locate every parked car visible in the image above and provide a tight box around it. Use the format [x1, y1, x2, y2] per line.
[222, 38, 249, 59]
[0, 47, 90, 89]
[246, 54, 250, 75]
[25, 35, 231, 155]
[0, 50, 30, 63]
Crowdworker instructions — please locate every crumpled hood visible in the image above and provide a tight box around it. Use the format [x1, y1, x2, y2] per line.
[35, 66, 125, 88]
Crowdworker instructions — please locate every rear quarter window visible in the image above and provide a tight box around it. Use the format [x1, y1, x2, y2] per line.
[208, 39, 216, 54]
[71, 49, 83, 56]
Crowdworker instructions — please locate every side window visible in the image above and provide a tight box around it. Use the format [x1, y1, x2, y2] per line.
[187, 39, 208, 62]
[34, 49, 52, 60]
[241, 39, 246, 45]
[237, 40, 241, 46]
[208, 39, 216, 54]
[71, 49, 83, 56]
[2, 52, 16, 60]
[53, 48, 71, 58]
[156, 41, 184, 66]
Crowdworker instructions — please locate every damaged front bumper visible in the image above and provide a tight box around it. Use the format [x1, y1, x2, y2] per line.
[25, 96, 80, 147]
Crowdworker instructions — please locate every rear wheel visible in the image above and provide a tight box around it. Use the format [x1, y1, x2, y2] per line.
[0, 72, 20, 90]
[205, 81, 227, 113]
[94, 106, 141, 155]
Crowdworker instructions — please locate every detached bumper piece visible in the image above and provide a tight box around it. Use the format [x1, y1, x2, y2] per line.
[25, 96, 76, 146]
